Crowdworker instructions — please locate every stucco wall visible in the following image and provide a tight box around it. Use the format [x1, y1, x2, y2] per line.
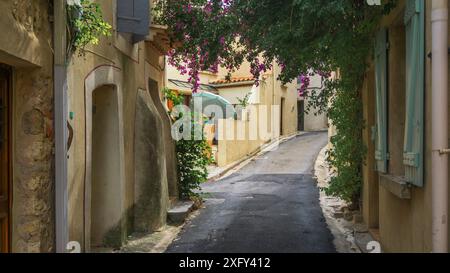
[66, 0, 175, 251]
[218, 84, 255, 105]
[134, 89, 169, 233]
[168, 57, 298, 167]
[0, 0, 55, 253]
[303, 75, 328, 132]
[361, 66, 380, 230]
[216, 108, 266, 167]
[361, 0, 450, 252]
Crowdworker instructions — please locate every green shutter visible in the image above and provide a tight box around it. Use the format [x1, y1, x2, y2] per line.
[374, 28, 388, 173]
[403, 0, 425, 187]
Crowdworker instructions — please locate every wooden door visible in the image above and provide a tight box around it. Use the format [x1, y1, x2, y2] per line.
[0, 66, 11, 253]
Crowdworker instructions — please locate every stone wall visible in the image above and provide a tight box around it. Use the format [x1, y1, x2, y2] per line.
[0, 0, 55, 252]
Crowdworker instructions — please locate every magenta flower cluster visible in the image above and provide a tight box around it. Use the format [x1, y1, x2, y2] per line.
[298, 74, 310, 97]
[164, 1, 238, 93]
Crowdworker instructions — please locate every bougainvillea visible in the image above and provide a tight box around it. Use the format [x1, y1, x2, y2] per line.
[298, 74, 311, 97]
[154, 0, 276, 92]
[154, 0, 397, 203]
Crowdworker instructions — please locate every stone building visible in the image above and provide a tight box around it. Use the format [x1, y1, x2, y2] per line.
[0, 0, 55, 253]
[0, 0, 178, 253]
[166, 60, 299, 167]
[297, 74, 328, 132]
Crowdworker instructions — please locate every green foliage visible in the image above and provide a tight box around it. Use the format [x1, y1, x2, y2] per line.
[237, 92, 252, 108]
[154, 0, 397, 204]
[67, 0, 111, 56]
[176, 134, 213, 200]
[164, 89, 213, 199]
[163, 88, 185, 113]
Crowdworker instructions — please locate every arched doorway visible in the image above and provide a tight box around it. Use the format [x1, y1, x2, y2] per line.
[90, 85, 122, 248]
[84, 65, 125, 251]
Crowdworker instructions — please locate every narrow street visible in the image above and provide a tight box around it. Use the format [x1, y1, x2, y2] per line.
[167, 131, 336, 253]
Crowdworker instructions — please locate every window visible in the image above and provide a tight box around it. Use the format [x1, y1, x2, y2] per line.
[374, 0, 425, 187]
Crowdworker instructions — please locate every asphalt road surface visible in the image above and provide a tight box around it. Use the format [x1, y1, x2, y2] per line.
[166, 131, 336, 253]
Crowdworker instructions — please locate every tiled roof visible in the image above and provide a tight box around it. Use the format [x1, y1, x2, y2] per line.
[209, 76, 255, 85]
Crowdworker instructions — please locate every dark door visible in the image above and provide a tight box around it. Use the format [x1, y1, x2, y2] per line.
[297, 100, 305, 131]
[280, 98, 285, 136]
[0, 66, 11, 253]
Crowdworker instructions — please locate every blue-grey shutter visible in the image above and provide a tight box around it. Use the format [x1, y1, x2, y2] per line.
[117, 0, 150, 43]
[374, 28, 388, 173]
[403, 0, 425, 187]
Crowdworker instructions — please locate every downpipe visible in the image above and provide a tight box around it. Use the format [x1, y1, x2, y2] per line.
[54, 0, 69, 253]
[431, 0, 449, 253]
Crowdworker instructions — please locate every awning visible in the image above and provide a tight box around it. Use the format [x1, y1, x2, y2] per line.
[169, 79, 218, 93]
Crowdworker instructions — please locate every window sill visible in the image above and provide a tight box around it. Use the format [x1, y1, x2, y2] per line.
[379, 174, 411, 199]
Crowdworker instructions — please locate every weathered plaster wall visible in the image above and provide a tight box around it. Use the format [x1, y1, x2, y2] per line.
[303, 75, 328, 132]
[0, 0, 55, 253]
[66, 0, 174, 251]
[271, 63, 298, 137]
[361, 66, 380, 230]
[134, 89, 169, 232]
[147, 70, 179, 201]
[361, 0, 450, 252]
[90, 85, 122, 247]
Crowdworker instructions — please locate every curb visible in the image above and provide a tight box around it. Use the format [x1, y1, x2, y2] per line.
[207, 131, 305, 182]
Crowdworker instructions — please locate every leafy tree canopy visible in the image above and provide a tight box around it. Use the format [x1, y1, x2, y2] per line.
[154, 0, 397, 202]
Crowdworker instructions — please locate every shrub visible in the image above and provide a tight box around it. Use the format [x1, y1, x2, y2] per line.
[164, 89, 213, 199]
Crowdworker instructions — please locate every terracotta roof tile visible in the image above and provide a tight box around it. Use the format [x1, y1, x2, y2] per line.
[209, 76, 255, 85]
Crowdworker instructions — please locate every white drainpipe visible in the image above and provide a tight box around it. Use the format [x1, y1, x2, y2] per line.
[431, 0, 448, 253]
[54, 0, 69, 253]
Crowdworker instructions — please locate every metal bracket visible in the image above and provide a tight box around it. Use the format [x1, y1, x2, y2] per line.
[427, 48, 450, 59]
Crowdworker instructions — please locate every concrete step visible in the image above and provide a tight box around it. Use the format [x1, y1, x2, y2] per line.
[167, 201, 194, 224]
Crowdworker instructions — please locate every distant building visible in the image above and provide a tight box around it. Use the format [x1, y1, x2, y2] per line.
[297, 74, 328, 132]
[166, 60, 299, 167]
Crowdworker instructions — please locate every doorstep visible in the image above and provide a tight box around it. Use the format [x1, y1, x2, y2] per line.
[354, 226, 383, 253]
[167, 201, 195, 224]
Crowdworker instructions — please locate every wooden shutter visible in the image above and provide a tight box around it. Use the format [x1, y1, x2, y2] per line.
[374, 28, 388, 173]
[403, 0, 425, 187]
[117, 0, 150, 43]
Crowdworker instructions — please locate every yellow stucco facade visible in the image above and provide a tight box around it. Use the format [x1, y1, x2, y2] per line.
[65, 0, 178, 251]
[361, 0, 450, 252]
[166, 59, 299, 167]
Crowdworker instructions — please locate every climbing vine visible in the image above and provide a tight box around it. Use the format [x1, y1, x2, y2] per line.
[67, 0, 111, 56]
[154, 0, 397, 204]
[236, 92, 252, 108]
